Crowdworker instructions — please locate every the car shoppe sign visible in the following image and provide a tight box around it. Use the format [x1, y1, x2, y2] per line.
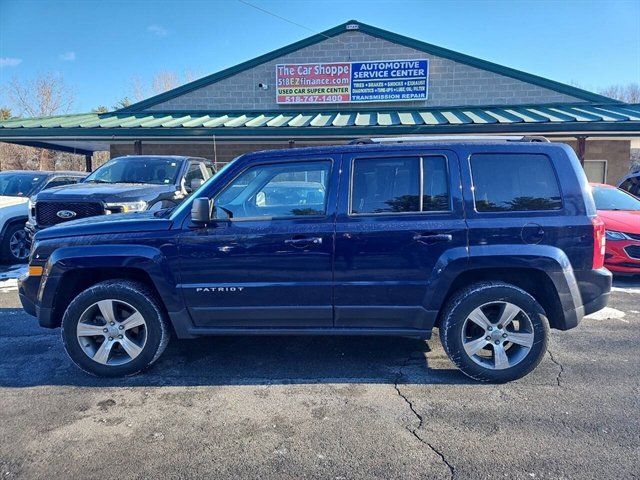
[276, 60, 429, 104]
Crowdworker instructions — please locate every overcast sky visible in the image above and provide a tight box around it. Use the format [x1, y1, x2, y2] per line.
[0, 0, 639, 113]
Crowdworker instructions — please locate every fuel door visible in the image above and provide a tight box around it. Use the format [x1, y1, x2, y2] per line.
[521, 222, 545, 244]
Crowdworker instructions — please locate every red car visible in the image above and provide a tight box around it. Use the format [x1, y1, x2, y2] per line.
[591, 183, 640, 274]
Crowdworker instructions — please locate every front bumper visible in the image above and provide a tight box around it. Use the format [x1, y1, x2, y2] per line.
[19, 290, 36, 317]
[24, 221, 39, 246]
[18, 273, 56, 328]
[605, 239, 640, 274]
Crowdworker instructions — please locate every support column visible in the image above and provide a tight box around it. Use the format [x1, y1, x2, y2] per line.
[576, 136, 587, 166]
[134, 140, 142, 155]
[84, 154, 93, 172]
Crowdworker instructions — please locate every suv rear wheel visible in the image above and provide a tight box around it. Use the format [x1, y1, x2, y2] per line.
[61, 280, 170, 377]
[439, 282, 549, 383]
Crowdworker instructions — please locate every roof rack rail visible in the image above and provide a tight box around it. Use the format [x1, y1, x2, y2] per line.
[349, 135, 550, 145]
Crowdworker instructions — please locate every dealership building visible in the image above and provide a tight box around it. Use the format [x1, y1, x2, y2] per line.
[1, 20, 639, 184]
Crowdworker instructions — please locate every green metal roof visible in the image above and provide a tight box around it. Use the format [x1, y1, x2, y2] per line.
[1, 104, 639, 140]
[119, 20, 616, 112]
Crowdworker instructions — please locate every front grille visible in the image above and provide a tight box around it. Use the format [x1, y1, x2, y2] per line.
[35, 201, 104, 226]
[624, 245, 640, 260]
[627, 232, 640, 241]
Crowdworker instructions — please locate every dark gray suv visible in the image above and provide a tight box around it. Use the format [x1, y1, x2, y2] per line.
[26, 155, 215, 238]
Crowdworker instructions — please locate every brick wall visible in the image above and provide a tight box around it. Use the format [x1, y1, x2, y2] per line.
[565, 139, 631, 185]
[148, 30, 583, 111]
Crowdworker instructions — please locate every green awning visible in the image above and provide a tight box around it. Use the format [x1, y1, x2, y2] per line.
[1, 103, 639, 142]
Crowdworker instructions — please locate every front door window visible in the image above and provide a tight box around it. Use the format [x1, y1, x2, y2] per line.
[215, 161, 331, 219]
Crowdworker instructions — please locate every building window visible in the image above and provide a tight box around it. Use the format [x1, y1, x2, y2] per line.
[584, 160, 608, 184]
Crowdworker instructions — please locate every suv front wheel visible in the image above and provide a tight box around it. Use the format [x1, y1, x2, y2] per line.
[1, 223, 30, 264]
[61, 280, 170, 377]
[440, 282, 549, 383]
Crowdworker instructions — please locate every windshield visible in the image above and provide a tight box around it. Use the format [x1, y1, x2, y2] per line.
[592, 186, 640, 211]
[85, 157, 183, 185]
[0, 172, 47, 197]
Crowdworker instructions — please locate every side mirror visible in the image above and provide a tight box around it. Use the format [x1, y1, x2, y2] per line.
[189, 178, 204, 192]
[191, 197, 212, 225]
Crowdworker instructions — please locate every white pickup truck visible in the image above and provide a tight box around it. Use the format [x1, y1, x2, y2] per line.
[0, 170, 85, 263]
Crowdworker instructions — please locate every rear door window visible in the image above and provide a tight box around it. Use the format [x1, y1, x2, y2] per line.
[470, 153, 562, 212]
[350, 156, 449, 214]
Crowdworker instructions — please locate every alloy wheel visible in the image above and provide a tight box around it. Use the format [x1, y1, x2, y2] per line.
[9, 229, 29, 261]
[76, 299, 147, 366]
[461, 301, 535, 370]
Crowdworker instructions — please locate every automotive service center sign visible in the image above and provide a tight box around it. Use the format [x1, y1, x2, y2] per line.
[276, 60, 429, 104]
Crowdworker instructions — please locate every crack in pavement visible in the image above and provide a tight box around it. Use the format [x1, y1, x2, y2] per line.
[547, 349, 564, 387]
[393, 353, 455, 480]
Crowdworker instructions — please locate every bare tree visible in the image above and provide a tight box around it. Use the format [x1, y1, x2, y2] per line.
[152, 71, 180, 95]
[0, 139, 40, 171]
[598, 83, 640, 103]
[8, 72, 75, 117]
[127, 69, 203, 102]
[5, 73, 76, 170]
[129, 76, 147, 102]
[596, 82, 640, 174]
[183, 68, 203, 84]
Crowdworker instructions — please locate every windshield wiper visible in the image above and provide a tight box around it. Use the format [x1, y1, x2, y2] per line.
[85, 179, 111, 184]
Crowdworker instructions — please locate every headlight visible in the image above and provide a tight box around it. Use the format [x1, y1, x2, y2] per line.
[27, 198, 36, 222]
[605, 230, 628, 241]
[104, 201, 147, 213]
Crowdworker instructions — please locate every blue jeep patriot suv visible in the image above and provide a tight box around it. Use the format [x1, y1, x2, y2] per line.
[19, 137, 611, 382]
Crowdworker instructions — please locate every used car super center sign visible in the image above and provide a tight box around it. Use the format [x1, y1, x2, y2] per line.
[276, 60, 429, 104]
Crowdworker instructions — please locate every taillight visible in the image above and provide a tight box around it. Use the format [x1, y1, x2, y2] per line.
[592, 216, 606, 269]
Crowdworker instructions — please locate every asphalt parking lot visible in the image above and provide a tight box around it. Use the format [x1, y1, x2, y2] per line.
[0, 266, 638, 479]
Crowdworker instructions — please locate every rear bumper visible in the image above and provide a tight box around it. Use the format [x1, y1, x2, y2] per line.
[560, 268, 612, 330]
[583, 289, 610, 316]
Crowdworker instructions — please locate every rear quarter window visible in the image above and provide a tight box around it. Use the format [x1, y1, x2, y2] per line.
[470, 153, 562, 212]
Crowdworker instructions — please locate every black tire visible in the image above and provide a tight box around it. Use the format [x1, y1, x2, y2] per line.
[439, 282, 549, 383]
[1, 223, 29, 264]
[61, 280, 170, 377]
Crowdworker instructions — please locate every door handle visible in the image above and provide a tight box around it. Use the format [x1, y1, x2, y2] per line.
[284, 237, 323, 246]
[413, 233, 453, 244]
